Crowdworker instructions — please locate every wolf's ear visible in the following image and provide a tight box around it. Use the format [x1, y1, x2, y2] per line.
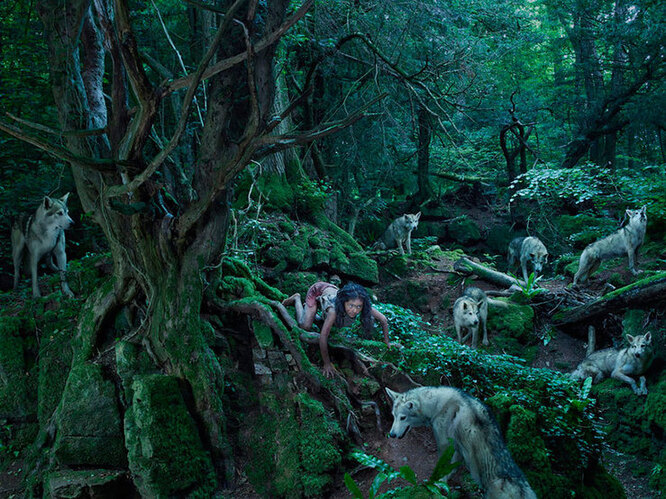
[626, 334, 635, 343]
[462, 302, 468, 311]
[415, 212, 421, 220]
[60, 193, 70, 204]
[386, 388, 401, 402]
[43, 196, 53, 209]
[644, 332, 652, 344]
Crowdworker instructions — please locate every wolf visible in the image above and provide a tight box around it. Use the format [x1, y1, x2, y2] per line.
[455, 287, 508, 348]
[573, 206, 647, 286]
[571, 332, 653, 395]
[387, 386, 536, 499]
[12, 194, 75, 298]
[507, 236, 548, 283]
[372, 212, 421, 255]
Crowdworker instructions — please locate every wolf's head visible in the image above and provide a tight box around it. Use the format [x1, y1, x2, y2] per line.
[401, 212, 421, 231]
[626, 206, 647, 229]
[386, 388, 423, 439]
[626, 332, 652, 361]
[37, 193, 74, 231]
[525, 237, 548, 275]
[455, 298, 480, 328]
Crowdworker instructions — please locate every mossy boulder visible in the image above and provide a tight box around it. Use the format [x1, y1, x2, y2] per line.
[53, 363, 126, 468]
[486, 301, 534, 343]
[448, 216, 482, 245]
[46, 470, 135, 498]
[38, 327, 74, 427]
[243, 392, 343, 497]
[124, 374, 216, 498]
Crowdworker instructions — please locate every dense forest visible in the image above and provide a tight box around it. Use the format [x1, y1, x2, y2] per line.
[0, 0, 665, 497]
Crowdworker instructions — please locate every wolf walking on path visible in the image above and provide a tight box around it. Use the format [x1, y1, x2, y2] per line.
[387, 386, 537, 499]
[507, 236, 548, 283]
[12, 194, 74, 298]
[573, 206, 647, 286]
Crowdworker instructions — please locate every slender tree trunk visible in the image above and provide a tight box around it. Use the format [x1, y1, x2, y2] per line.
[415, 105, 434, 204]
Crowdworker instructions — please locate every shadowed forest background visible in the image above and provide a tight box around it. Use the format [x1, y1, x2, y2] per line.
[0, 0, 665, 497]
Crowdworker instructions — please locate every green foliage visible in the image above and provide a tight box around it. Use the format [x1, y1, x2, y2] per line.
[344, 445, 459, 498]
[510, 271, 546, 300]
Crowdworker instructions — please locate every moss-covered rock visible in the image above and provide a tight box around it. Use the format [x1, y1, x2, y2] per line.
[46, 469, 135, 498]
[448, 216, 482, 245]
[124, 374, 216, 498]
[244, 391, 343, 497]
[486, 301, 534, 343]
[53, 363, 126, 468]
[38, 327, 73, 427]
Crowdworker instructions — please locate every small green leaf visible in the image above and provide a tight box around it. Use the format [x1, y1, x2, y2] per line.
[399, 465, 417, 484]
[344, 473, 364, 498]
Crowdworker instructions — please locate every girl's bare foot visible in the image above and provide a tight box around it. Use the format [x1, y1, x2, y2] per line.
[282, 293, 300, 306]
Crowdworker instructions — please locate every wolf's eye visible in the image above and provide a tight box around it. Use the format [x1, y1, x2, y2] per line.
[399, 415, 406, 421]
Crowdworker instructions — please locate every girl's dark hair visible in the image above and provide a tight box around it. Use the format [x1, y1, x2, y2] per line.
[334, 282, 373, 334]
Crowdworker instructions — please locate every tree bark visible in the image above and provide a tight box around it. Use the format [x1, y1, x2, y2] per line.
[552, 274, 666, 326]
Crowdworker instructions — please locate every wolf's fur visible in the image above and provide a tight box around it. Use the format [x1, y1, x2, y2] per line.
[12, 194, 74, 298]
[573, 206, 647, 286]
[457, 287, 508, 347]
[508, 236, 548, 283]
[571, 332, 653, 395]
[372, 212, 421, 255]
[387, 386, 536, 499]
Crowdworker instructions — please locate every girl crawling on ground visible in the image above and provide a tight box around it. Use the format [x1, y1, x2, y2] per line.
[283, 281, 391, 378]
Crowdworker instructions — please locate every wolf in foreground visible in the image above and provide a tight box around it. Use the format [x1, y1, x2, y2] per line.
[507, 236, 548, 283]
[12, 194, 74, 298]
[372, 212, 421, 255]
[386, 386, 536, 499]
[573, 206, 647, 286]
[571, 332, 653, 395]
[453, 287, 507, 348]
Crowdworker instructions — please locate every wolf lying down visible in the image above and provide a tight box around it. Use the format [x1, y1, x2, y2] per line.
[571, 332, 653, 395]
[387, 386, 536, 499]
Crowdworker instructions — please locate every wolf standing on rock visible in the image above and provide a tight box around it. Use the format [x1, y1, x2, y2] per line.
[507, 236, 548, 283]
[387, 386, 537, 499]
[372, 212, 421, 255]
[12, 194, 75, 298]
[573, 206, 647, 286]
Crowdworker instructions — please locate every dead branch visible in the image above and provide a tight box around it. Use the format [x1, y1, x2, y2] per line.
[454, 257, 523, 288]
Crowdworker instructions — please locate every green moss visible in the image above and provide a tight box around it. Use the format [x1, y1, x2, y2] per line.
[38, 327, 73, 427]
[125, 375, 217, 498]
[0, 316, 35, 419]
[579, 460, 627, 498]
[115, 341, 156, 402]
[486, 302, 534, 343]
[53, 363, 126, 467]
[253, 320, 274, 349]
[244, 391, 343, 497]
[555, 214, 617, 248]
[448, 216, 481, 244]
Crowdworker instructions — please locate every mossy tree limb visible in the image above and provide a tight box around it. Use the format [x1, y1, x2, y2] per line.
[454, 257, 524, 288]
[553, 273, 666, 326]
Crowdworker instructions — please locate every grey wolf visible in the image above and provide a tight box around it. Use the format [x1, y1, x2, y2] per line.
[571, 332, 653, 395]
[372, 212, 421, 255]
[387, 386, 536, 499]
[454, 287, 508, 347]
[12, 194, 74, 298]
[573, 206, 647, 286]
[507, 236, 548, 283]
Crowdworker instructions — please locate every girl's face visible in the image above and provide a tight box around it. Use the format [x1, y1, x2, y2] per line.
[344, 298, 364, 318]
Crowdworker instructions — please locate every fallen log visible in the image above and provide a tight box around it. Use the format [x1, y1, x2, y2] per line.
[453, 257, 524, 288]
[552, 272, 666, 326]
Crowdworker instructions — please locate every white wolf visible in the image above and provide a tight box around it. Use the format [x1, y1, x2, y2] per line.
[453, 287, 508, 348]
[387, 386, 536, 499]
[12, 194, 74, 298]
[573, 206, 647, 286]
[372, 212, 421, 255]
[571, 332, 653, 395]
[507, 236, 548, 283]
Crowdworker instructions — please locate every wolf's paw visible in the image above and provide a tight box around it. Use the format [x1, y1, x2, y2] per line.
[631, 268, 643, 276]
